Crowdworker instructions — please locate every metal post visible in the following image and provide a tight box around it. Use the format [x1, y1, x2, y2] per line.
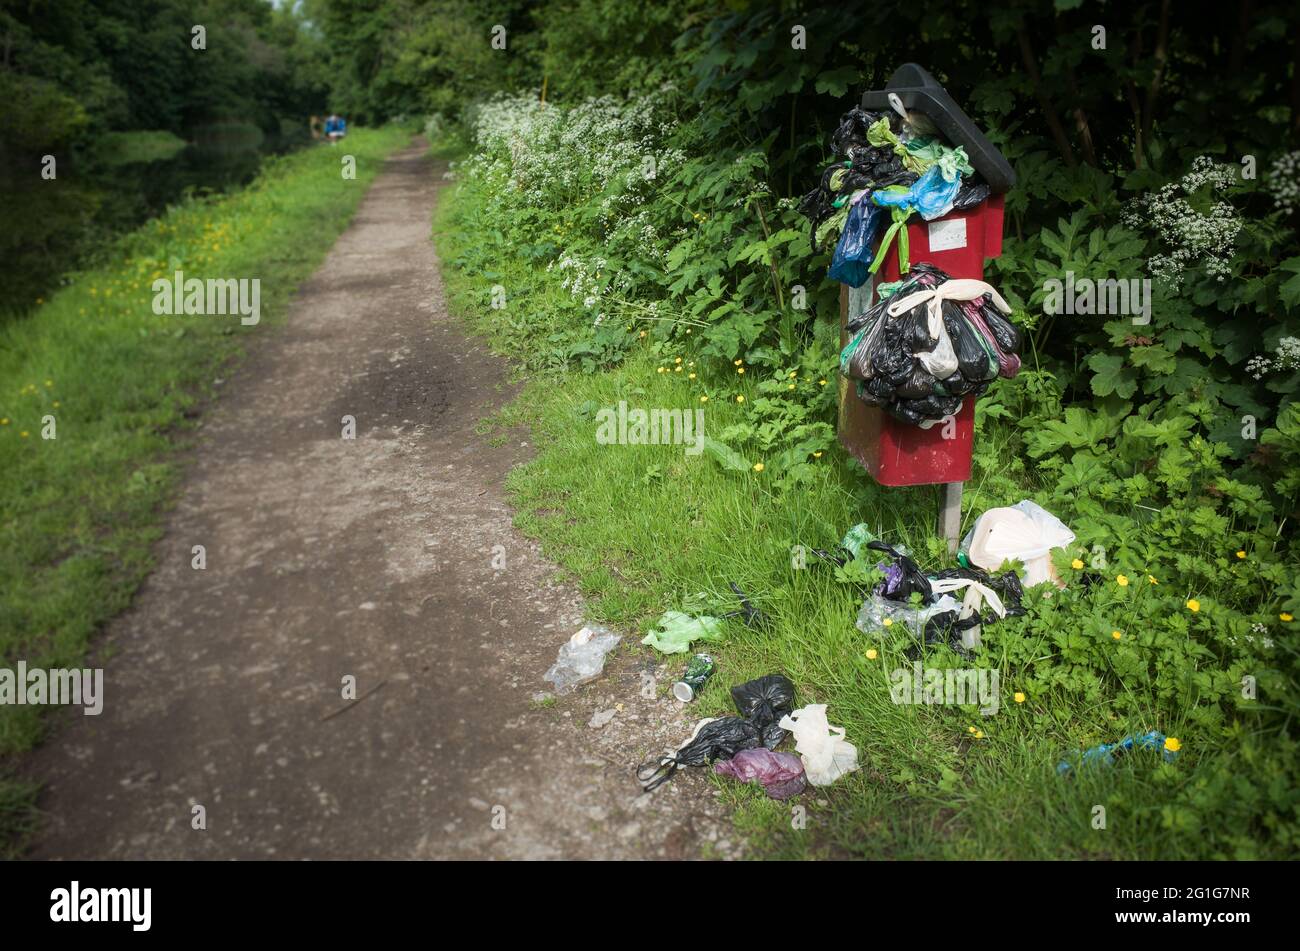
[939, 481, 962, 555]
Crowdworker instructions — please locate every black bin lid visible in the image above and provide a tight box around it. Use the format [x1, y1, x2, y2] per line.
[861, 64, 1016, 194]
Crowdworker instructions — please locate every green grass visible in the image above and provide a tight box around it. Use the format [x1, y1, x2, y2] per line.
[436, 179, 1292, 861]
[0, 126, 410, 856]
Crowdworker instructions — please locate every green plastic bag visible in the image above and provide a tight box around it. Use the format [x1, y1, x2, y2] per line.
[641, 611, 725, 654]
[841, 524, 878, 561]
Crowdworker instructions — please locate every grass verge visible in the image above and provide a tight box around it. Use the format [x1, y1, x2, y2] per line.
[436, 176, 1294, 860]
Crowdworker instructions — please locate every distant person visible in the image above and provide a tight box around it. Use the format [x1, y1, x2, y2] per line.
[324, 113, 347, 143]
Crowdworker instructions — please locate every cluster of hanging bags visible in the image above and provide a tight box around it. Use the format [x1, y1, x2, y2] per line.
[839, 263, 1022, 426]
[798, 106, 991, 285]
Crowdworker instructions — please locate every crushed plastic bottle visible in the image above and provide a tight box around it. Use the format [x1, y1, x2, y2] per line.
[543, 625, 622, 694]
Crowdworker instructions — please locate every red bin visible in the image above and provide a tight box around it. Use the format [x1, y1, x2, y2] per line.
[838, 194, 1006, 486]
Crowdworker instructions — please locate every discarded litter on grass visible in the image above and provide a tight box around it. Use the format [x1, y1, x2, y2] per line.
[1057, 730, 1182, 775]
[543, 624, 622, 694]
[959, 499, 1074, 587]
[715, 748, 807, 801]
[779, 703, 859, 786]
[641, 610, 725, 654]
[637, 674, 796, 792]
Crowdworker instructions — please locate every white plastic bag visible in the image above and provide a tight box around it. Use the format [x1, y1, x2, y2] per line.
[963, 499, 1074, 587]
[778, 704, 858, 786]
[543, 625, 622, 693]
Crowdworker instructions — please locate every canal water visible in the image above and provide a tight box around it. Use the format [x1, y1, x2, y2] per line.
[1, 120, 306, 322]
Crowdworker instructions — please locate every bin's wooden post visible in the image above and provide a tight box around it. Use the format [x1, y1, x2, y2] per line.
[940, 481, 962, 554]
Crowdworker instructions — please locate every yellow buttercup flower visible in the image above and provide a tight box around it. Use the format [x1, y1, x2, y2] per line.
[1148, 575, 1158, 585]
[1116, 574, 1129, 587]
[1236, 550, 1246, 559]
[865, 649, 878, 660]
[1071, 558, 1084, 570]
[688, 373, 696, 379]
[882, 618, 893, 627]
[1281, 613, 1294, 622]
[1013, 692, 1025, 703]
[813, 451, 823, 458]
[734, 359, 743, 366]
[1186, 599, 1201, 613]
[737, 367, 745, 374]
[752, 462, 764, 472]
[1112, 630, 1122, 640]
[736, 395, 744, 403]
[675, 357, 682, 364]
[1164, 737, 1182, 753]
[699, 396, 708, 403]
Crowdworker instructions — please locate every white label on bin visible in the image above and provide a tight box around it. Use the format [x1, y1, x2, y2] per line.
[929, 217, 967, 252]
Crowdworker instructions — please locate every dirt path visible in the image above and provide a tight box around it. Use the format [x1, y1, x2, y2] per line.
[24, 142, 740, 860]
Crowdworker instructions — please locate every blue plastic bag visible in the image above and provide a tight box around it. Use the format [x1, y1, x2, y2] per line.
[828, 197, 885, 287]
[1056, 730, 1180, 775]
[871, 165, 961, 222]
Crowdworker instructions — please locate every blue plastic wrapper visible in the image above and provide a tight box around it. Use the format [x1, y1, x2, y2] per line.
[871, 164, 962, 221]
[828, 197, 885, 287]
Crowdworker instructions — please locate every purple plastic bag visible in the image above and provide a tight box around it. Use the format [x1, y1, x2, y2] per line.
[714, 748, 807, 800]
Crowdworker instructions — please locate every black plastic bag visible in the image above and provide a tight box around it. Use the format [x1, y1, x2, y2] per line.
[868, 541, 933, 602]
[951, 180, 991, 211]
[943, 299, 997, 383]
[977, 298, 1021, 353]
[891, 393, 962, 425]
[639, 673, 797, 791]
[905, 610, 976, 660]
[731, 674, 796, 730]
[637, 717, 763, 791]
[896, 363, 938, 399]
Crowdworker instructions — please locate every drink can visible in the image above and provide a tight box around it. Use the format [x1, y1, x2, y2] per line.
[672, 653, 715, 702]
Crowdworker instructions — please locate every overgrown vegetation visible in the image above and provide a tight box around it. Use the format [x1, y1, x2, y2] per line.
[415, 0, 1300, 857]
[0, 126, 409, 857]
